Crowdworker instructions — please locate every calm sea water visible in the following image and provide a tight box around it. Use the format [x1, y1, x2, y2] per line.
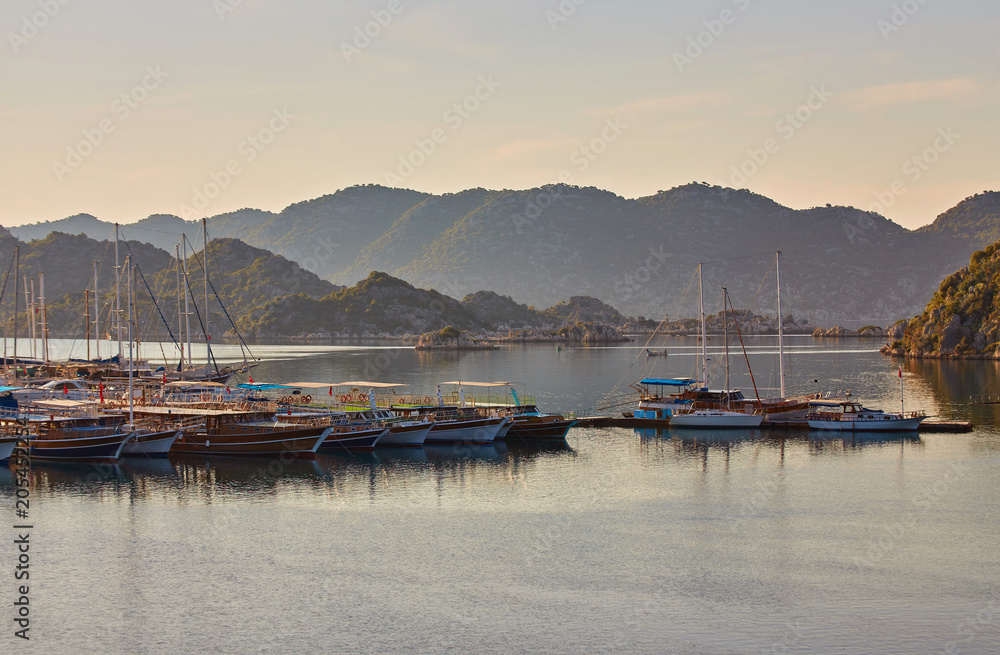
[4, 336, 1000, 654]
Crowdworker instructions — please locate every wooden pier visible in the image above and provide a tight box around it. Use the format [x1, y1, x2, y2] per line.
[573, 417, 973, 433]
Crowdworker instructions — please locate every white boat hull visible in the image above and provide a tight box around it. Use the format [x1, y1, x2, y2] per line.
[807, 416, 924, 432]
[670, 411, 763, 429]
[379, 423, 431, 447]
[122, 430, 182, 456]
[0, 437, 19, 462]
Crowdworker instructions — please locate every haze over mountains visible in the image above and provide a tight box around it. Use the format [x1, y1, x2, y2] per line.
[7, 184, 1000, 325]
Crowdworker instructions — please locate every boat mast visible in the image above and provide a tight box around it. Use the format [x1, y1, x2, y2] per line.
[93, 260, 100, 360]
[115, 223, 122, 357]
[776, 249, 785, 398]
[698, 262, 707, 389]
[131, 263, 139, 364]
[175, 244, 184, 370]
[182, 237, 192, 370]
[127, 256, 134, 426]
[39, 272, 48, 365]
[12, 245, 17, 382]
[85, 288, 90, 361]
[723, 287, 730, 404]
[203, 218, 211, 371]
[899, 367, 904, 415]
[24, 276, 34, 360]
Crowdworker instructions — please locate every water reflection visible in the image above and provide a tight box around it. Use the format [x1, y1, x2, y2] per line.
[634, 426, 924, 456]
[1, 439, 578, 501]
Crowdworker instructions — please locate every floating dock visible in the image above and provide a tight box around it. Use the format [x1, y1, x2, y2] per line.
[573, 417, 973, 433]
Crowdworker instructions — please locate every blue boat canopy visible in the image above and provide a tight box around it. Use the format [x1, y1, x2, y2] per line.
[236, 383, 294, 391]
[639, 378, 696, 387]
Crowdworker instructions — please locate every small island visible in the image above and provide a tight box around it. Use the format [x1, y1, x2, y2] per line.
[881, 239, 1000, 359]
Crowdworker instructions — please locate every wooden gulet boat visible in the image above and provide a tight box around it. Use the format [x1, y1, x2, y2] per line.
[127, 407, 330, 458]
[26, 421, 133, 462]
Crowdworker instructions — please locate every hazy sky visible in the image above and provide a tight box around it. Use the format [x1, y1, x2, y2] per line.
[2, 0, 997, 229]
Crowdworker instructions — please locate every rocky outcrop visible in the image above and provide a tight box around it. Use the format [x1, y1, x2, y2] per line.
[881, 239, 1000, 359]
[813, 326, 857, 337]
[415, 327, 498, 350]
[812, 325, 886, 337]
[499, 322, 630, 343]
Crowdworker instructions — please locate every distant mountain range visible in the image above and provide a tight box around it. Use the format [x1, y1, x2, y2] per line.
[6, 184, 1000, 324]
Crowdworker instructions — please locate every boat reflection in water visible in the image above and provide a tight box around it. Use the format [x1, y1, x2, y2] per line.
[807, 431, 922, 452]
[0, 439, 576, 503]
[635, 426, 923, 454]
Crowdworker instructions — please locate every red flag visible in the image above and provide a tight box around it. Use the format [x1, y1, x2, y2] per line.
[899, 367, 903, 378]
[249, 375, 254, 384]
[63, 385, 68, 395]
[162, 372, 167, 384]
[99, 382, 104, 404]
[328, 386, 333, 396]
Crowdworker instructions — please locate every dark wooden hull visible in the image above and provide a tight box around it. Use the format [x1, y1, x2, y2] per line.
[28, 432, 131, 461]
[171, 426, 330, 458]
[505, 417, 576, 441]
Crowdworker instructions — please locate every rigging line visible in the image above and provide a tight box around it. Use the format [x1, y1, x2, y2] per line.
[183, 234, 256, 365]
[117, 232, 182, 353]
[601, 266, 700, 405]
[701, 250, 776, 267]
[180, 258, 219, 375]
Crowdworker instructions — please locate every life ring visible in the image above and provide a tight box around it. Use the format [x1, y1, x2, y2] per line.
[424, 396, 433, 405]
[341, 394, 350, 403]
[279, 396, 290, 404]
[303, 395, 312, 404]
[359, 393, 368, 403]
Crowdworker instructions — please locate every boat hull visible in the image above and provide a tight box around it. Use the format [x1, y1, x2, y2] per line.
[505, 417, 576, 441]
[121, 430, 182, 456]
[425, 417, 505, 445]
[378, 422, 431, 447]
[807, 417, 925, 432]
[669, 412, 764, 428]
[320, 427, 385, 451]
[0, 436, 19, 461]
[171, 426, 330, 457]
[28, 432, 131, 461]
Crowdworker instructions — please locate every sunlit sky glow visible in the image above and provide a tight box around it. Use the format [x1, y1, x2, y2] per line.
[2, 0, 997, 229]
